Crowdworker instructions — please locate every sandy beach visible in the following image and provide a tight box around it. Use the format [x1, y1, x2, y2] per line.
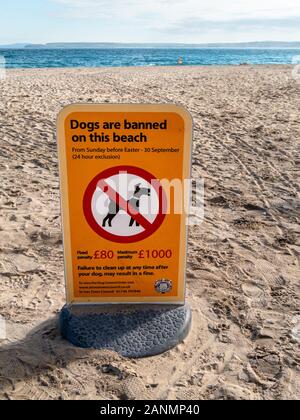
[0, 65, 299, 400]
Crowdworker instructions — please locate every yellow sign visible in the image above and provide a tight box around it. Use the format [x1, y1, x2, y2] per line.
[57, 104, 193, 304]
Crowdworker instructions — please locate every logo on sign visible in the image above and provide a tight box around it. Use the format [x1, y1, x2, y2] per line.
[155, 279, 173, 294]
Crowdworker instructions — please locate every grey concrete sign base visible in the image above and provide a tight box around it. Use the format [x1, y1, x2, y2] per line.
[59, 303, 192, 358]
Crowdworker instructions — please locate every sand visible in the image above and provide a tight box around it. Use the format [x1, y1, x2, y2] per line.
[0, 65, 299, 400]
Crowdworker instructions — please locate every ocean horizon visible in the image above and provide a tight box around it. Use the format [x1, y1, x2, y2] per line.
[1, 48, 300, 68]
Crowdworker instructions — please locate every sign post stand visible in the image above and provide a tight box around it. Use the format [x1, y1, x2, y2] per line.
[57, 104, 193, 358]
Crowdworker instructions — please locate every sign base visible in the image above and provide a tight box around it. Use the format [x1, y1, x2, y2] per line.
[59, 303, 192, 358]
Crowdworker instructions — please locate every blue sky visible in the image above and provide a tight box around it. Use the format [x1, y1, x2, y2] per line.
[1, 0, 300, 44]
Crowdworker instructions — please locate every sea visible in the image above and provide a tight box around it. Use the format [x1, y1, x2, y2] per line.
[0, 48, 300, 68]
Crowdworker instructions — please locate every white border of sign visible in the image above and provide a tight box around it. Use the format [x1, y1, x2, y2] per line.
[57, 103, 193, 304]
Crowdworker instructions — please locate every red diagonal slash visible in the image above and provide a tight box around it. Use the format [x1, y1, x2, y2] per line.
[97, 179, 153, 231]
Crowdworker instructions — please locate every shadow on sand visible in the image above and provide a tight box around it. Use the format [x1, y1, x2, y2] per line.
[0, 317, 91, 398]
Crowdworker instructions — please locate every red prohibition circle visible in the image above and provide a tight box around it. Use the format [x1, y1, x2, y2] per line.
[83, 165, 167, 243]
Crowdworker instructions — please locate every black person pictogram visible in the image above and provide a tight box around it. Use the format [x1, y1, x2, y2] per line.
[102, 184, 151, 228]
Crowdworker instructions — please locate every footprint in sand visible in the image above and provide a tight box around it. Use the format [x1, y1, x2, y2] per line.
[242, 282, 264, 298]
[291, 316, 300, 343]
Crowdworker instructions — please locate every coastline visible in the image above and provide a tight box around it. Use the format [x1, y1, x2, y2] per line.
[3, 63, 296, 70]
